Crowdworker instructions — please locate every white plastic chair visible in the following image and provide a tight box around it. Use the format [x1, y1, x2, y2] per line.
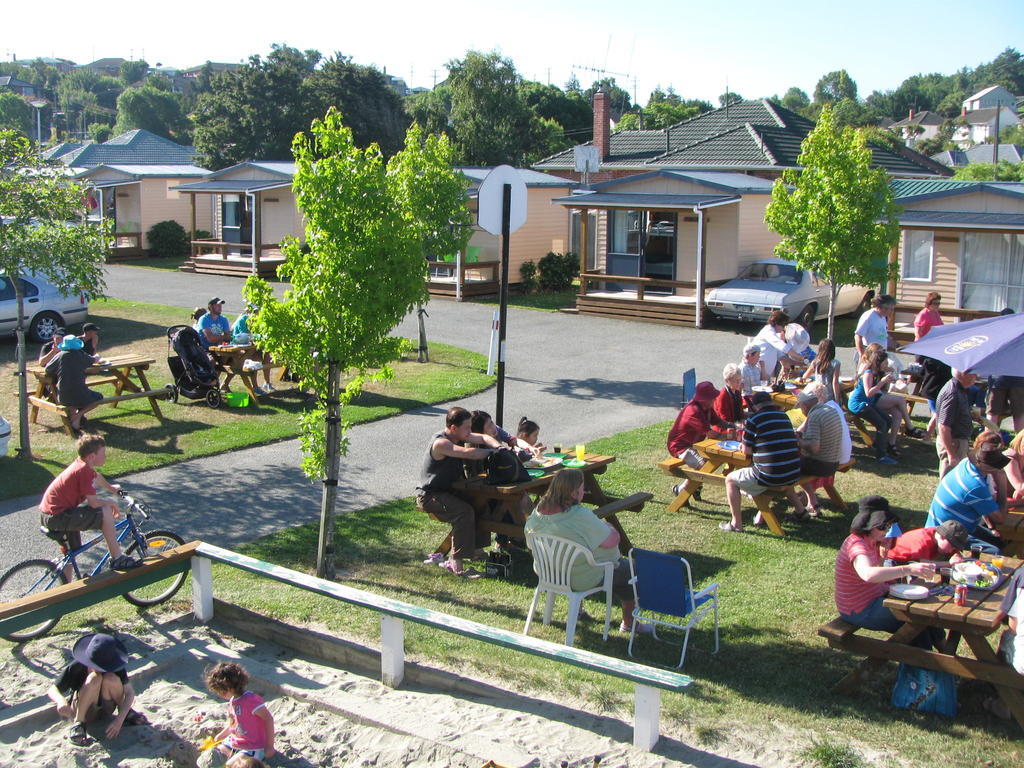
[627, 548, 719, 669]
[523, 533, 614, 646]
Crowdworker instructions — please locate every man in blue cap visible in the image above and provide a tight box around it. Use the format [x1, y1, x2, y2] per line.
[46, 632, 149, 746]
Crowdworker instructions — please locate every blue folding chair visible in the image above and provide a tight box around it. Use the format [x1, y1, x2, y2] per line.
[680, 368, 696, 408]
[627, 548, 719, 669]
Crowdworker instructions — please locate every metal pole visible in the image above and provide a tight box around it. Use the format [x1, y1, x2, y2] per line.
[495, 183, 511, 426]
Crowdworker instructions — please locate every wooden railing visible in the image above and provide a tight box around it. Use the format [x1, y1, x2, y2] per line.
[579, 272, 729, 300]
[191, 240, 282, 259]
[0, 540, 692, 751]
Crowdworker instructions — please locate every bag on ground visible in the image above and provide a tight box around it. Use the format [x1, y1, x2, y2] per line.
[890, 663, 957, 716]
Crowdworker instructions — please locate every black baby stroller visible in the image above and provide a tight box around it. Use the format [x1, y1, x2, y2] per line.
[166, 325, 222, 407]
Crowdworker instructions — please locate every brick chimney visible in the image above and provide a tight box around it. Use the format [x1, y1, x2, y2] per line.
[908, 109, 914, 120]
[593, 89, 610, 160]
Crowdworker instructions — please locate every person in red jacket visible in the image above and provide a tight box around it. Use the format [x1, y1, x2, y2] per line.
[667, 381, 735, 458]
[888, 519, 969, 564]
[714, 364, 745, 425]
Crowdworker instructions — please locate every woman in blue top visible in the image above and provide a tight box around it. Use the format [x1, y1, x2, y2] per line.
[848, 346, 898, 464]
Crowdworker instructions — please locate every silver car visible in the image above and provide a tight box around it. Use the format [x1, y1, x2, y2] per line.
[0, 273, 89, 342]
[705, 258, 871, 327]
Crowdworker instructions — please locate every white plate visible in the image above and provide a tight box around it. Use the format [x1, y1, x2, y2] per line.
[524, 456, 561, 470]
[717, 440, 742, 451]
[889, 583, 930, 600]
[784, 382, 798, 390]
[951, 560, 1000, 588]
[752, 385, 773, 393]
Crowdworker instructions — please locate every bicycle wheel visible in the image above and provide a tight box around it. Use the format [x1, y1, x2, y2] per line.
[123, 530, 187, 607]
[0, 559, 67, 642]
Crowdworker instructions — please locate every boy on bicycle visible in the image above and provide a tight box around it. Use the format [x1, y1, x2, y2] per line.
[40, 434, 138, 571]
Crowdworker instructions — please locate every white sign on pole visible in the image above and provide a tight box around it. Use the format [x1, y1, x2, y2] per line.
[477, 165, 527, 235]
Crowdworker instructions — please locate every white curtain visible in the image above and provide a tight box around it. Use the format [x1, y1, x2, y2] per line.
[962, 233, 1024, 311]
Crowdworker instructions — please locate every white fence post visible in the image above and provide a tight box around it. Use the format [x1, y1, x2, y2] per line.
[633, 683, 661, 751]
[380, 615, 405, 688]
[191, 557, 214, 622]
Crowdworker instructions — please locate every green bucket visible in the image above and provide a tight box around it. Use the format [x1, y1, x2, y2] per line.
[224, 392, 250, 408]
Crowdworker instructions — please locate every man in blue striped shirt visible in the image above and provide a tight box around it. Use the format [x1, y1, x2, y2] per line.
[721, 392, 804, 532]
[925, 432, 1010, 554]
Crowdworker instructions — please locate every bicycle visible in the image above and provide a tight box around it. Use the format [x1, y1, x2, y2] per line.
[0, 492, 186, 642]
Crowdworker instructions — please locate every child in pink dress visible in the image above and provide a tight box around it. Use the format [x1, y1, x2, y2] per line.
[204, 662, 275, 765]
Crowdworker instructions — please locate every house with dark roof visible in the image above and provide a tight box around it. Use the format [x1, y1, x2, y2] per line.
[887, 179, 1024, 323]
[81, 58, 126, 77]
[889, 110, 946, 145]
[953, 106, 1020, 147]
[44, 129, 199, 169]
[532, 95, 950, 327]
[931, 144, 1024, 168]
[534, 94, 948, 182]
[0, 74, 39, 98]
[75, 164, 212, 260]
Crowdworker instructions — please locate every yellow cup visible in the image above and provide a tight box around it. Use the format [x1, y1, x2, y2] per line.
[992, 555, 1005, 570]
[575, 444, 586, 461]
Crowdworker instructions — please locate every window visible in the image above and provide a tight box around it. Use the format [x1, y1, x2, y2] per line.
[902, 230, 933, 281]
[609, 210, 642, 255]
[222, 194, 241, 227]
[961, 232, 1024, 312]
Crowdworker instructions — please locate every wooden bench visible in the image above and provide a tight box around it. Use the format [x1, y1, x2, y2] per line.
[192, 542, 691, 750]
[429, 492, 653, 556]
[0, 542, 199, 638]
[29, 387, 171, 437]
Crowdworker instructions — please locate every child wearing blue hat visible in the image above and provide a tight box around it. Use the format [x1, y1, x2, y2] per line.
[46, 632, 149, 746]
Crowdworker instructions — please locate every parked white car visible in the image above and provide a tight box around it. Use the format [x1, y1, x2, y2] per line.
[0, 273, 89, 342]
[705, 258, 871, 327]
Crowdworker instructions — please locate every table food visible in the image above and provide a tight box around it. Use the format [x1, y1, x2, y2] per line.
[524, 456, 561, 470]
[562, 458, 587, 468]
[950, 560, 1000, 589]
[889, 583, 930, 600]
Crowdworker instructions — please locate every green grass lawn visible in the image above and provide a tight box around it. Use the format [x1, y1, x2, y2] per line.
[0, 298, 493, 500]
[18, 418, 1020, 767]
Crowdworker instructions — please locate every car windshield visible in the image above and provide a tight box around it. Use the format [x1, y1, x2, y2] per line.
[737, 263, 801, 284]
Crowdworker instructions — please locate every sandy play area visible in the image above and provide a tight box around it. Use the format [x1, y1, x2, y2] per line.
[0, 614, 889, 768]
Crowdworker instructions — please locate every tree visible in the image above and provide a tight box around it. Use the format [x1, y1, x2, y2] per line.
[0, 132, 109, 457]
[445, 50, 538, 165]
[953, 161, 1024, 181]
[719, 91, 743, 107]
[87, 122, 113, 143]
[813, 70, 858, 105]
[520, 81, 592, 144]
[303, 54, 410, 157]
[404, 86, 452, 136]
[0, 92, 32, 137]
[583, 78, 632, 121]
[241, 112, 470, 579]
[764, 107, 900, 338]
[119, 60, 149, 85]
[617, 100, 698, 130]
[114, 86, 189, 141]
[781, 87, 810, 113]
[193, 45, 320, 169]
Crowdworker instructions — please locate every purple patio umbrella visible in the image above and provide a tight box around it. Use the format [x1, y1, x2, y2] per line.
[899, 313, 1024, 376]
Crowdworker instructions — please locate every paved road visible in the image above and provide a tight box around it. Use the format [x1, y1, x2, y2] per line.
[1, 265, 750, 574]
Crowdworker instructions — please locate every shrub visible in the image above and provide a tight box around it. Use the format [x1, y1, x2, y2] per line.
[537, 251, 578, 292]
[194, 229, 211, 240]
[146, 220, 190, 258]
[519, 260, 537, 293]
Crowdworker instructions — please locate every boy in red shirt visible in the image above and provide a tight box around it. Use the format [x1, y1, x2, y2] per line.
[888, 520, 969, 564]
[39, 434, 137, 571]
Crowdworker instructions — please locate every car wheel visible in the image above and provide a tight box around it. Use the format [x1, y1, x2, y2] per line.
[28, 311, 64, 343]
[796, 304, 816, 328]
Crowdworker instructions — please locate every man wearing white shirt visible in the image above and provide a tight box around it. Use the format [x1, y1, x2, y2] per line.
[853, 295, 896, 366]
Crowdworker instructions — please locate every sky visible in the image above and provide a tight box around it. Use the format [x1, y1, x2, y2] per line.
[5, 0, 1023, 107]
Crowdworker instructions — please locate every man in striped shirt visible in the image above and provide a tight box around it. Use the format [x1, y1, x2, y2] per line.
[925, 431, 1010, 554]
[721, 392, 803, 532]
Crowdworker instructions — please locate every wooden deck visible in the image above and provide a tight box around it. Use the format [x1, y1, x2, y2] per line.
[576, 273, 721, 327]
[426, 259, 501, 301]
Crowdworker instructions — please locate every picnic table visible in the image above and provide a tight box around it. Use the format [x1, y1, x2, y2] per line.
[28, 353, 168, 437]
[995, 512, 1024, 557]
[438, 453, 652, 556]
[207, 344, 283, 405]
[819, 554, 1024, 730]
